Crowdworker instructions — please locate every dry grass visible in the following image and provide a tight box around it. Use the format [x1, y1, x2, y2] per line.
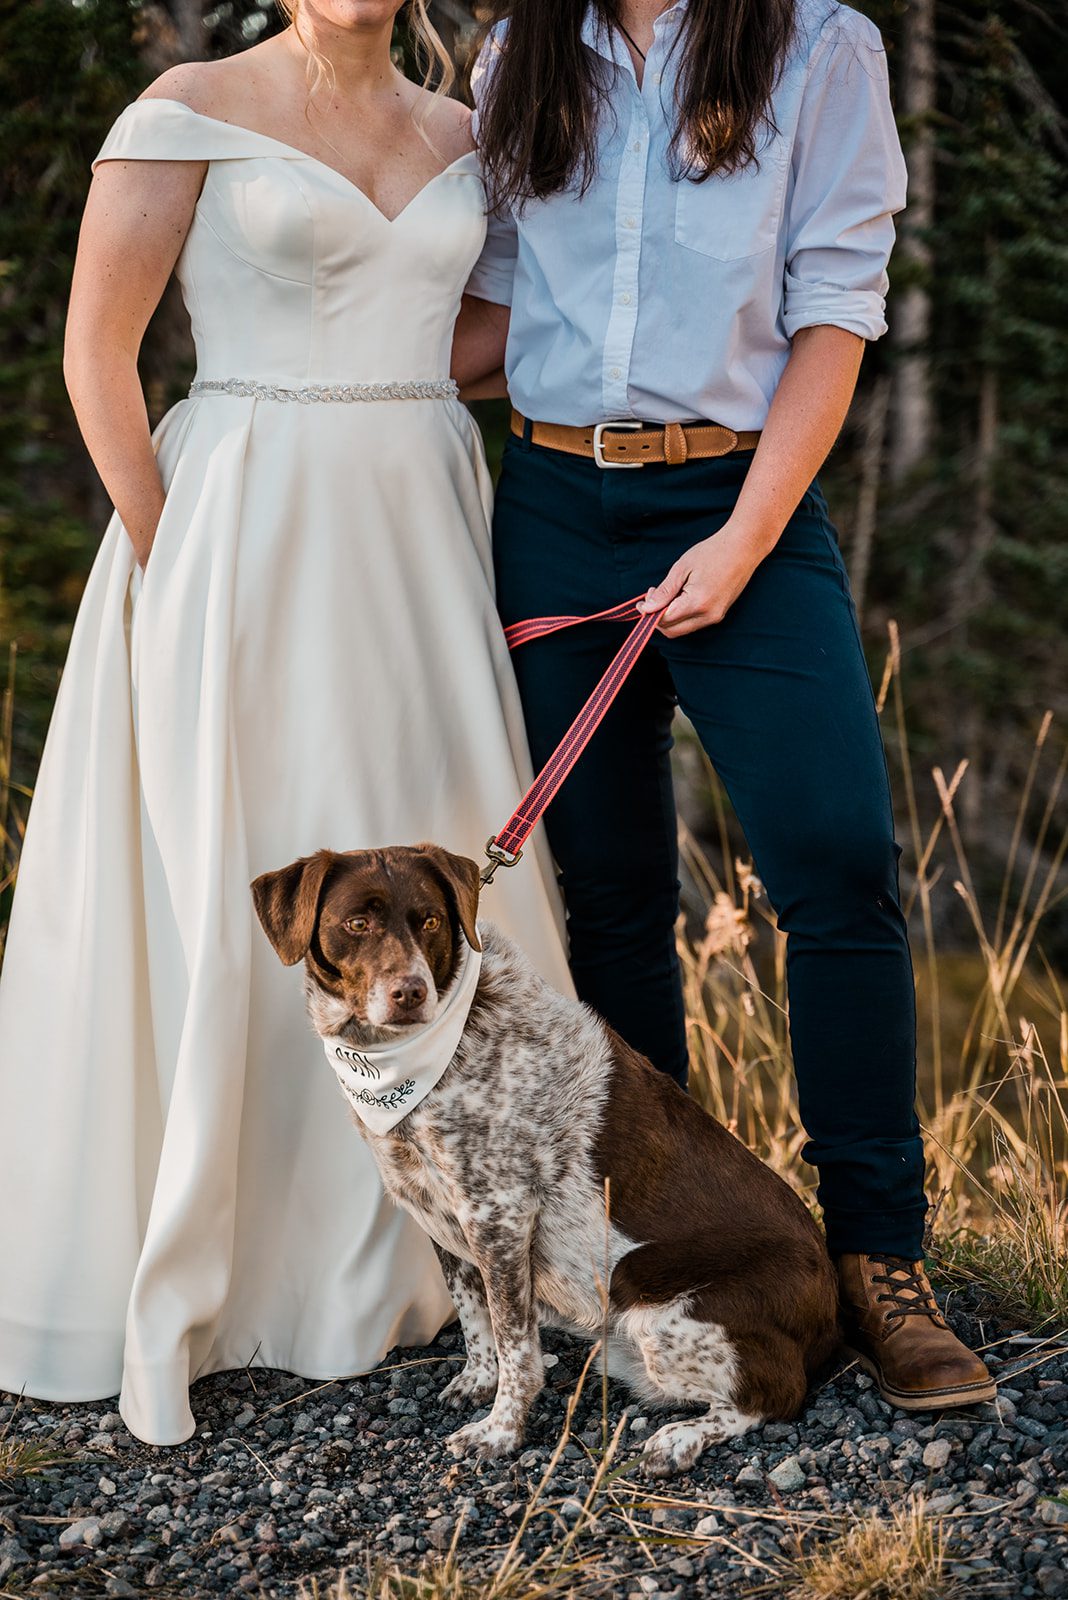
[0, 1402, 71, 1486]
[771, 1494, 963, 1600]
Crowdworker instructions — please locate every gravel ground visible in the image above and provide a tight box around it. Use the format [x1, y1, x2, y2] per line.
[2, 1285, 1066, 1599]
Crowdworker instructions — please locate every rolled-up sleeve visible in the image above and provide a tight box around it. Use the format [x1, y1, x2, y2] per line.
[466, 208, 519, 307]
[783, 10, 908, 341]
[464, 26, 519, 307]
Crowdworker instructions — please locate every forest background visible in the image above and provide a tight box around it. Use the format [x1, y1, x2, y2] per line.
[1, 0, 1066, 972]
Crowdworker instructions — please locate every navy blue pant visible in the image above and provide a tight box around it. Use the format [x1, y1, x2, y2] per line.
[493, 435, 927, 1258]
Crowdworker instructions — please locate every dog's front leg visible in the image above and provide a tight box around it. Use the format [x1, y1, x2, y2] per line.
[432, 1243, 499, 1410]
[446, 1219, 542, 1462]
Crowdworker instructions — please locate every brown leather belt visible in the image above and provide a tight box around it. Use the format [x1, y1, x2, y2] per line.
[510, 409, 760, 468]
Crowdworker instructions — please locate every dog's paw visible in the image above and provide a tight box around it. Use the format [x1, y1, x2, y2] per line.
[446, 1414, 522, 1462]
[440, 1364, 498, 1411]
[640, 1420, 713, 1478]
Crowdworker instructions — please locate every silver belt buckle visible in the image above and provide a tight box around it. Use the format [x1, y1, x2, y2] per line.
[592, 419, 643, 469]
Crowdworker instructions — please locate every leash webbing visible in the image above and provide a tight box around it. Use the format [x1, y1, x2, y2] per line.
[480, 595, 666, 885]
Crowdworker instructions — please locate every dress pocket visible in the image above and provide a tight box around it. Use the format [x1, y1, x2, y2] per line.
[674, 134, 790, 262]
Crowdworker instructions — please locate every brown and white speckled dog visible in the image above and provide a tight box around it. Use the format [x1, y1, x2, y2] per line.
[252, 844, 841, 1475]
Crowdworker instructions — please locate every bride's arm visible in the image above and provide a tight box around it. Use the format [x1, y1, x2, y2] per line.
[64, 155, 205, 569]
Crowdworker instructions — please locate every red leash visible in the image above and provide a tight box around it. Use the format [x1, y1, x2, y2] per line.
[480, 595, 666, 886]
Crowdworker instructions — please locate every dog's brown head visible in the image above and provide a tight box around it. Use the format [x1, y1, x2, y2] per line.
[251, 844, 481, 1031]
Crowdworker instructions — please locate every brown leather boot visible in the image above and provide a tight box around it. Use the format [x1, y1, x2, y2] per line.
[837, 1253, 995, 1410]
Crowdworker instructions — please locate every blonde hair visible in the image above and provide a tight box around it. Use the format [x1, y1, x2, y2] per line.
[277, 0, 455, 104]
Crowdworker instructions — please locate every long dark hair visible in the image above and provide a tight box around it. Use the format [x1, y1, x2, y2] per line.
[475, 0, 797, 209]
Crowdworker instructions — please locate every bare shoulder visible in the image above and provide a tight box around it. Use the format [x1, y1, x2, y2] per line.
[139, 44, 279, 120]
[415, 90, 475, 165]
[140, 60, 232, 114]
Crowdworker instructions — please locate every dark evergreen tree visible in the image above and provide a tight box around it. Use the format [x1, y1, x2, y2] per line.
[0, 0, 143, 775]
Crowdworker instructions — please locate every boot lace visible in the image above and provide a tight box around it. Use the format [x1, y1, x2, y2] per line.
[869, 1255, 942, 1322]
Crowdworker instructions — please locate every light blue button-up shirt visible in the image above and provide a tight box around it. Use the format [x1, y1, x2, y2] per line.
[468, 0, 908, 429]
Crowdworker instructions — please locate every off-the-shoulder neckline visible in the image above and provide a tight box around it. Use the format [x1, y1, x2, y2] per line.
[127, 97, 479, 224]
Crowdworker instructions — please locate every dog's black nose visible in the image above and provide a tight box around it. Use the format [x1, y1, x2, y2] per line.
[390, 977, 428, 1011]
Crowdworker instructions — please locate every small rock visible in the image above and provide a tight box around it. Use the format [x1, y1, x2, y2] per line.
[1037, 1566, 1068, 1598]
[1038, 1498, 1068, 1527]
[694, 1513, 721, 1536]
[59, 1516, 102, 1549]
[98, 1475, 118, 1496]
[927, 1492, 961, 1514]
[923, 1438, 952, 1471]
[99, 1510, 133, 1539]
[0, 1540, 31, 1583]
[768, 1455, 805, 1493]
[735, 1462, 765, 1489]
[629, 1416, 648, 1436]
[234, 1406, 256, 1428]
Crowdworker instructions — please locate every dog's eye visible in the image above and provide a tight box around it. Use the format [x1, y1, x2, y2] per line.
[423, 914, 441, 932]
[343, 917, 370, 935]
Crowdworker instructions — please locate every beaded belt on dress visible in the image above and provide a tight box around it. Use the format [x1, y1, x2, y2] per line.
[189, 378, 458, 403]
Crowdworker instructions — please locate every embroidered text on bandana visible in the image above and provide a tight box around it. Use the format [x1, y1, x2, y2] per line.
[320, 943, 482, 1134]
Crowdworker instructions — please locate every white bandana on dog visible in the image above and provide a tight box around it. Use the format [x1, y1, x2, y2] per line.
[320, 943, 482, 1134]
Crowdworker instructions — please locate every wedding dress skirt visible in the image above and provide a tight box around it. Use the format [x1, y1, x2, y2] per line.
[0, 99, 571, 1444]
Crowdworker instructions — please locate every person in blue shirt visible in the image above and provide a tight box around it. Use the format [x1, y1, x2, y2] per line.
[454, 0, 994, 1412]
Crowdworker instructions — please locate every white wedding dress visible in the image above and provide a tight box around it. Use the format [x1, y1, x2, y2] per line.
[0, 98, 571, 1445]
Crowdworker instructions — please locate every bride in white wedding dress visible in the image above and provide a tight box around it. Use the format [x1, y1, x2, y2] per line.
[0, 0, 570, 1445]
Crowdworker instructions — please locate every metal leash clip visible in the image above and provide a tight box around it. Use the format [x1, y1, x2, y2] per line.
[479, 837, 523, 888]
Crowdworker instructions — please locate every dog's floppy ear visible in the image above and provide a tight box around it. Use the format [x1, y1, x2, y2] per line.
[251, 851, 335, 966]
[416, 845, 482, 953]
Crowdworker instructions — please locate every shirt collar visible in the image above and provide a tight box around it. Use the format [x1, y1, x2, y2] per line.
[580, 2, 688, 66]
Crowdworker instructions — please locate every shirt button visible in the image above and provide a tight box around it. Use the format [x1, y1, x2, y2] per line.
[609, 367, 622, 380]
[620, 292, 632, 305]
[624, 216, 637, 229]
[653, 71, 663, 84]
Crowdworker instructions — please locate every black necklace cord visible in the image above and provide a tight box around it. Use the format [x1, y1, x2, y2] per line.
[616, 17, 648, 63]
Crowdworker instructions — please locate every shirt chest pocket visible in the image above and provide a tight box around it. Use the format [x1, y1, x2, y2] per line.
[673, 134, 791, 262]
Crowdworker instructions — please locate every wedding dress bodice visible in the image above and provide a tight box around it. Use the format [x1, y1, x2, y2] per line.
[95, 98, 486, 385]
